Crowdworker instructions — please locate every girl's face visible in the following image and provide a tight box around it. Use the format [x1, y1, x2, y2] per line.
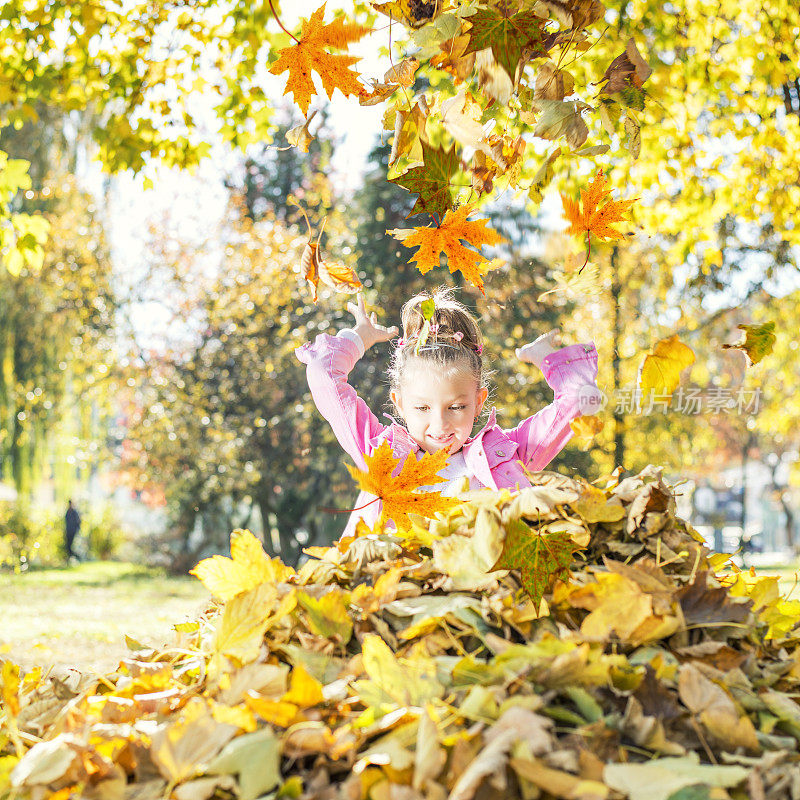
[391, 364, 488, 455]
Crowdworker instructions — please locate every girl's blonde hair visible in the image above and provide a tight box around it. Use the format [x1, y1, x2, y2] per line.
[389, 288, 486, 391]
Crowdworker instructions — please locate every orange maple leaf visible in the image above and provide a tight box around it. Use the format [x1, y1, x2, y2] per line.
[346, 441, 461, 532]
[388, 207, 506, 294]
[269, 4, 371, 116]
[561, 171, 636, 266]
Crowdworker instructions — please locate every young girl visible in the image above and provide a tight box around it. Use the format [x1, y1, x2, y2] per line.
[296, 290, 603, 535]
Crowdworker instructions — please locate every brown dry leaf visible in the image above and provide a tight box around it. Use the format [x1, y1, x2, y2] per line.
[535, 61, 576, 101]
[600, 37, 652, 95]
[677, 663, 759, 751]
[429, 34, 475, 82]
[286, 109, 318, 152]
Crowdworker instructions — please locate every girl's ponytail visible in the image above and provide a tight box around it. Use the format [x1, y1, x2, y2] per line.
[390, 288, 486, 391]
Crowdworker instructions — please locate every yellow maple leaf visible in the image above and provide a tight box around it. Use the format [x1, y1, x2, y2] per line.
[245, 693, 300, 727]
[283, 664, 325, 708]
[190, 529, 294, 602]
[209, 583, 277, 676]
[388, 206, 506, 293]
[347, 441, 461, 532]
[571, 572, 654, 642]
[269, 4, 371, 116]
[639, 335, 696, 399]
[1, 660, 20, 717]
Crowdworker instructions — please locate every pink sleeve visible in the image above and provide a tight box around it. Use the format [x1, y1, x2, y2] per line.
[295, 333, 386, 470]
[505, 343, 600, 471]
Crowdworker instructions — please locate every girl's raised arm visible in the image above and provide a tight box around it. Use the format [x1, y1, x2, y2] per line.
[507, 331, 604, 471]
[295, 294, 397, 470]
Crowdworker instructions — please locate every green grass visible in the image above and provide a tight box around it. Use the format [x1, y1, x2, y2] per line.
[0, 561, 209, 672]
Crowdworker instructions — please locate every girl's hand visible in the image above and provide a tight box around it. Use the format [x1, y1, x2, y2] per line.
[347, 293, 399, 350]
[516, 329, 561, 368]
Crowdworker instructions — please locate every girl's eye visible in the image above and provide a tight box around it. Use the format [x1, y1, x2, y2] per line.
[450, 405, 466, 411]
[415, 406, 428, 412]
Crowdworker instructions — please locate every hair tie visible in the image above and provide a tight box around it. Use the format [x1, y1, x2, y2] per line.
[396, 337, 405, 347]
[453, 331, 464, 342]
[476, 343, 483, 354]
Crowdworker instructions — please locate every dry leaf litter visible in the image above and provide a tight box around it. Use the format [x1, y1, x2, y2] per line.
[3, 466, 800, 800]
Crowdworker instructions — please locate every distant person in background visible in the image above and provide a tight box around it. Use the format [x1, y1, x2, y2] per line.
[65, 499, 81, 561]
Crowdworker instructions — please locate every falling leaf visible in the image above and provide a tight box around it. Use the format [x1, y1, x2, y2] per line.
[346, 441, 460, 532]
[530, 99, 590, 149]
[286, 109, 318, 152]
[561, 170, 636, 247]
[429, 33, 475, 81]
[624, 114, 642, 159]
[269, 4, 371, 116]
[383, 57, 420, 86]
[439, 90, 490, 154]
[538, 258, 599, 300]
[389, 140, 459, 218]
[293, 203, 362, 301]
[489, 518, 583, 607]
[360, 58, 419, 105]
[528, 147, 562, 203]
[569, 415, 605, 450]
[722, 321, 776, 365]
[388, 206, 505, 293]
[639, 335, 695, 399]
[463, 6, 547, 79]
[534, 61, 575, 101]
[371, 0, 440, 28]
[414, 296, 436, 352]
[600, 38, 652, 96]
[385, 97, 429, 164]
[190, 529, 292, 602]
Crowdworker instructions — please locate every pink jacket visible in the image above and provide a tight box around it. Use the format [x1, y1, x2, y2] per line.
[296, 333, 600, 535]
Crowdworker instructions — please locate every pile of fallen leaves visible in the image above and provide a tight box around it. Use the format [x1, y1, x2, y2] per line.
[3, 466, 800, 800]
